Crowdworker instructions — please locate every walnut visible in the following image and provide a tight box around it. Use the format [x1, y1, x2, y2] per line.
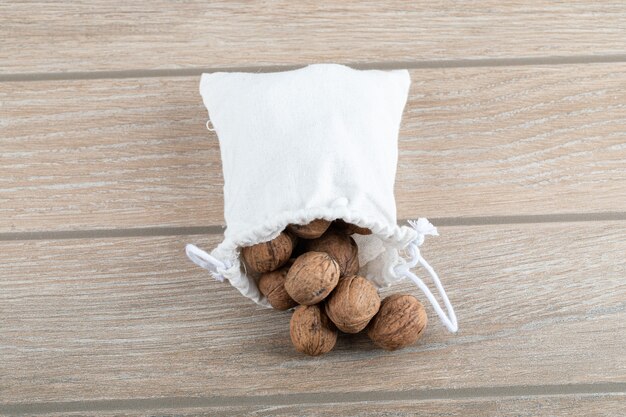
[284, 252, 340, 305]
[367, 294, 428, 351]
[258, 264, 297, 311]
[334, 219, 372, 235]
[286, 230, 299, 248]
[290, 304, 337, 356]
[241, 231, 293, 273]
[306, 228, 359, 276]
[325, 275, 381, 333]
[288, 219, 331, 239]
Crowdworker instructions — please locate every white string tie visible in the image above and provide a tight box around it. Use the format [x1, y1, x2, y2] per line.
[185, 244, 231, 282]
[394, 218, 458, 333]
[206, 119, 215, 131]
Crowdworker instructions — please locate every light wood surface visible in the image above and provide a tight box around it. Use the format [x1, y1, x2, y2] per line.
[2, 1, 625, 415]
[3, 64, 625, 232]
[4, 393, 625, 416]
[166, 394, 626, 417]
[2, 1, 626, 74]
[2, 223, 624, 403]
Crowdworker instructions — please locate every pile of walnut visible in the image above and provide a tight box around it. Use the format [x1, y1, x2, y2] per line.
[241, 219, 428, 356]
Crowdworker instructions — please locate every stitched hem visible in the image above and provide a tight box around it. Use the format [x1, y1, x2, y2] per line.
[206, 206, 419, 307]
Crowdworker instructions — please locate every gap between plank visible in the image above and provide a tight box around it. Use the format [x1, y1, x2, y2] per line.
[1, 212, 625, 241]
[1, 383, 625, 415]
[2, 54, 626, 82]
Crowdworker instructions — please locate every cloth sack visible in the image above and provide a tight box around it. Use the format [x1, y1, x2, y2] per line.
[186, 64, 457, 332]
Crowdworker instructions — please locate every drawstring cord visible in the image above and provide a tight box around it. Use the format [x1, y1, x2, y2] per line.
[394, 218, 458, 333]
[186, 218, 457, 333]
[185, 244, 231, 282]
[206, 119, 215, 131]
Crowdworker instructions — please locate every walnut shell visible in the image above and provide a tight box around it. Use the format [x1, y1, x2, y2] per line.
[325, 275, 381, 333]
[284, 252, 340, 305]
[334, 219, 372, 235]
[258, 265, 297, 311]
[306, 228, 359, 276]
[288, 219, 331, 239]
[286, 230, 299, 248]
[290, 304, 338, 356]
[367, 294, 428, 351]
[241, 232, 293, 273]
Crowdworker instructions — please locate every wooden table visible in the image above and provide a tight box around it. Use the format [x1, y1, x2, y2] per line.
[1, 2, 625, 415]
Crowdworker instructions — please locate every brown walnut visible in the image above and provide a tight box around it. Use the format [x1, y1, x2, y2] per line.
[241, 231, 293, 273]
[258, 265, 297, 311]
[334, 219, 373, 235]
[290, 304, 338, 356]
[325, 275, 381, 333]
[306, 228, 359, 276]
[284, 252, 340, 305]
[367, 294, 428, 351]
[288, 219, 331, 239]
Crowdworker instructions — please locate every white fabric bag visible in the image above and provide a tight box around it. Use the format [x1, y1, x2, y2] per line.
[186, 64, 457, 332]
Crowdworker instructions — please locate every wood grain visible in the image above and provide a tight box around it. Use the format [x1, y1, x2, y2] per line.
[1, 223, 624, 403]
[164, 394, 626, 417]
[2, 64, 625, 232]
[2, 1, 626, 74]
[4, 393, 625, 416]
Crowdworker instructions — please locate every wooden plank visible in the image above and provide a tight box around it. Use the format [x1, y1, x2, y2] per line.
[1, 223, 624, 403]
[4, 393, 625, 416]
[1, 1, 626, 74]
[0, 77, 221, 232]
[155, 394, 626, 417]
[2, 64, 626, 232]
